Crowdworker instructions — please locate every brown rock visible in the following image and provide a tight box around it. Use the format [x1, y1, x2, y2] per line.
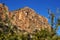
[0, 3, 52, 33]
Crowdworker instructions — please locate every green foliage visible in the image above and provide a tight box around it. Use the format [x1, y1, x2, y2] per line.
[0, 21, 60, 40]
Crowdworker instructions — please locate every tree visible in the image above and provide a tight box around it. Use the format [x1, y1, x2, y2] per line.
[48, 8, 60, 34]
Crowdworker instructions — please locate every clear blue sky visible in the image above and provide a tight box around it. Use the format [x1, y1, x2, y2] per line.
[0, 0, 60, 35]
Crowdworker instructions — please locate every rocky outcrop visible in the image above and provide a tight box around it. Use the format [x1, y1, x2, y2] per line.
[0, 3, 52, 33]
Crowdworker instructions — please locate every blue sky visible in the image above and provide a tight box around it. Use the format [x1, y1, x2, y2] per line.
[0, 0, 60, 35]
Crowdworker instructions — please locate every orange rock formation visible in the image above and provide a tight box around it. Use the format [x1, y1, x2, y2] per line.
[0, 3, 52, 33]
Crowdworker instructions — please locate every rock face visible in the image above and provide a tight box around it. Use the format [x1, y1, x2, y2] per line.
[0, 3, 52, 33]
[0, 3, 9, 21]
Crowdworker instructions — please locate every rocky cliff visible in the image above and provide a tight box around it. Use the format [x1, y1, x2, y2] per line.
[0, 3, 52, 33]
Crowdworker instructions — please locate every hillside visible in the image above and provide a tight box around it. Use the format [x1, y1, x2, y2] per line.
[0, 3, 52, 33]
